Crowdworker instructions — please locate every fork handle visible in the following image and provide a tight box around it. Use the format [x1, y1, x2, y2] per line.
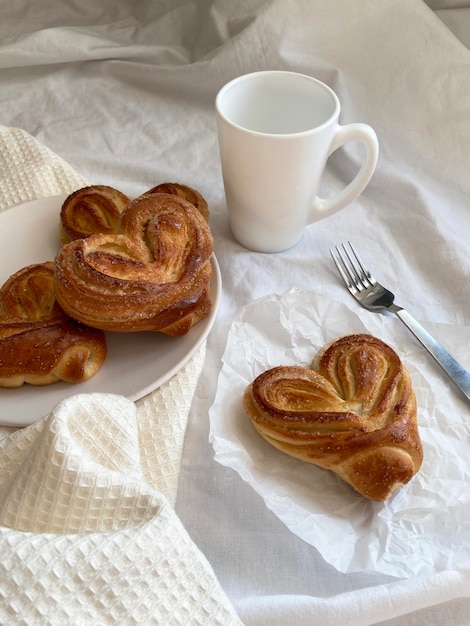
[392, 306, 470, 401]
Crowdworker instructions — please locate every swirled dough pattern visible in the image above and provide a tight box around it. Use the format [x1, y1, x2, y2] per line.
[0, 263, 107, 387]
[145, 182, 209, 222]
[60, 185, 130, 243]
[60, 182, 208, 246]
[54, 192, 213, 336]
[243, 334, 423, 501]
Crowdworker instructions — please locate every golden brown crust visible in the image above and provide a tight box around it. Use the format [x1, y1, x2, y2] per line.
[144, 182, 209, 222]
[243, 334, 422, 501]
[59, 185, 130, 244]
[54, 192, 213, 336]
[0, 263, 107, 387]
[0, 261, 62, 320]
[60, 182, 209, 247]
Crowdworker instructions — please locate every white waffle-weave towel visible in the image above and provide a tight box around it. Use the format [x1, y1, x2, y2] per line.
[0, 126, 241, 625]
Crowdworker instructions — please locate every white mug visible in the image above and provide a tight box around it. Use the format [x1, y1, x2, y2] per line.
[215, 71, 379, 253]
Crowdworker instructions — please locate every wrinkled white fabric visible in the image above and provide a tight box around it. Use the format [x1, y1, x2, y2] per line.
[1, 1, 470, 625]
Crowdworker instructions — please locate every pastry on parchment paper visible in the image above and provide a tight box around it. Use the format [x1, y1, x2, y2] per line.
[244, 334, 423, 502]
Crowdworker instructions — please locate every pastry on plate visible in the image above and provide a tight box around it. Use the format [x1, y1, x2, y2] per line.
[0, 262, 107, 387]
[54, 191, 214, 336]
[60, 185, 130, 244]
[59, 182, 208, 245]
[144, 182, 209, 222]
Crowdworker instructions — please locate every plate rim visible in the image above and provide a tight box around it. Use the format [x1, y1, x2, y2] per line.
[0, 193, 221, 427]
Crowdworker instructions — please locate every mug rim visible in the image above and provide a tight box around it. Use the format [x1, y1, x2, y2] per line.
[215, 70, 340, 137]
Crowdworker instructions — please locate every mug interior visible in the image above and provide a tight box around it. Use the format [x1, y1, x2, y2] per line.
[217, 72, 338, 134]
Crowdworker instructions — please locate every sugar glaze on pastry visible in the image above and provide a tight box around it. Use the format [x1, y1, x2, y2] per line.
[60, 182, 209, 245]
[60, 185, 130, 244]
[243, 334, 423, 501]
[0, 263, 107, 387]
[54, 191, 213, 336]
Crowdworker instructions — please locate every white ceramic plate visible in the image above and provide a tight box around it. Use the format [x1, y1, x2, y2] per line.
[0, 195, 221, 427]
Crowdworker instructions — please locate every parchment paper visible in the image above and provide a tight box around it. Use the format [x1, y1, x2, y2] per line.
[209, 289, 470, 578]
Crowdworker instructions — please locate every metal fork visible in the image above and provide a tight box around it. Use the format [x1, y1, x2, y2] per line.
[330, 241, 470, 402]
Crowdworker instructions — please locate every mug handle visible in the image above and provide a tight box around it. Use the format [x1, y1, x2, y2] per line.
[312, 123, 379, 218]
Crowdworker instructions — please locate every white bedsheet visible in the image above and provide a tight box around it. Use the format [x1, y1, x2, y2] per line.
[1, 1, 470, 624]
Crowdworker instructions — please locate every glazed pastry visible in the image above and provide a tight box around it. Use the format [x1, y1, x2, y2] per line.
[60, 182, 209, 246]
[60, 185, 130, 243]
[243, 334, 423, 501]
[54, 192, 213, 336]
[144, 182, 209, 222]
[0, 261, 63, 320]
[0, 263, 107, 387]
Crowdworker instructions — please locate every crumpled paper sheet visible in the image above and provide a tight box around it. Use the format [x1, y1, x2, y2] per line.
[209, 288, 470, 579]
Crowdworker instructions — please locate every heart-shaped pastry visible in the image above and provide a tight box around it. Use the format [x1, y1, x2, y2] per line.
[54, 191, 213, 336]
[0, 263, 107, 387]
[60, 185, 131, 244]
[59, 182, 209, 244]
[243, 334, 423, 501]
[144, 182, 209, 222]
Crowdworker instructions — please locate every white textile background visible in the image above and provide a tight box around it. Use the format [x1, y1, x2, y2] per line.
[1, 1, 470, 625]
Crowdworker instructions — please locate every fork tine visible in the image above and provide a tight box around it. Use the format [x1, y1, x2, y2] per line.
[330, 242, 375, 292]
[330, 246, 354, 289]
[346, 242, 375, 286]
[339, 244, 361, 287]
[340, 243, 369, 289]
[331, 243, 362, 290]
